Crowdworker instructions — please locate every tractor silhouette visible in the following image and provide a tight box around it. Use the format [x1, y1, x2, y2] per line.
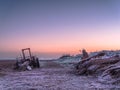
[14, 48, 40, 70]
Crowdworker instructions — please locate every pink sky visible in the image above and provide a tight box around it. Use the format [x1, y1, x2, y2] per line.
[0, 0, 120, 59]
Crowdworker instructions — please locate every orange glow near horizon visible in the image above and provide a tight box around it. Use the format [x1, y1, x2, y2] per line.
[1, 0, 120, 59]
[1, 44, 120, 54]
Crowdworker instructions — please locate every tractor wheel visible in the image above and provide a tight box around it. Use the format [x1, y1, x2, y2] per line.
[36, 59, 40, 68]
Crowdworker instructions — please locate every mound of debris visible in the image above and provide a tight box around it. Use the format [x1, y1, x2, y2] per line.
[75, 50, 120, 84]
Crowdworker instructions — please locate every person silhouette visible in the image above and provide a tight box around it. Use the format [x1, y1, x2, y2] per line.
[81, 49, 89, 59]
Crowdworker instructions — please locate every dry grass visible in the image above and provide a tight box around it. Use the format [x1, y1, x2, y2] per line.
[0, 60, 16, 76]
[0, 60, 15, 69]
[0, 72, 6, 76]
[43, 61, 63, 68]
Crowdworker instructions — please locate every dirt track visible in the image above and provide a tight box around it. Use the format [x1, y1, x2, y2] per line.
[0, 60, 120, 90]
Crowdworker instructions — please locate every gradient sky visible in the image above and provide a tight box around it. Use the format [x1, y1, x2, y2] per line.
[0, 0, 120, 59]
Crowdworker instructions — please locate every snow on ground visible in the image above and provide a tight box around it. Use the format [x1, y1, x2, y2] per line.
[0, 57, 120, 90]
[89, 50, 120, 59]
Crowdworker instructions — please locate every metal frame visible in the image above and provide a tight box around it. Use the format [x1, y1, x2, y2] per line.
[22, 48, 32, 60]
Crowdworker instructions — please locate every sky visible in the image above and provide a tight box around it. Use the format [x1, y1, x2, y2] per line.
[0, 0, 120, 59]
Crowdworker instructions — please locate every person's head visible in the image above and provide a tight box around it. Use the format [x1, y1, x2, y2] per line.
[82, 49, 86, 53]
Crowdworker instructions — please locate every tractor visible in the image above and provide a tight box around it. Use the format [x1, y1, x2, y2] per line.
[14, 48, 40, 70]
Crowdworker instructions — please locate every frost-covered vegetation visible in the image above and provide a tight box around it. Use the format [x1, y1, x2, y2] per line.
[0, 50, 120, 90]
[75, 50, 120, 85]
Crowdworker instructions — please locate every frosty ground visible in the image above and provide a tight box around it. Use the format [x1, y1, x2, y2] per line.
[0, 59, 120, 90]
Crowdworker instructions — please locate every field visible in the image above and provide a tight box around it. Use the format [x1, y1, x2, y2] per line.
[0, 59, 120, 90]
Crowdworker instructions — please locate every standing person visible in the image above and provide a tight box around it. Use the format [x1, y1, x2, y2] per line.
[81, 49, 89, 59]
